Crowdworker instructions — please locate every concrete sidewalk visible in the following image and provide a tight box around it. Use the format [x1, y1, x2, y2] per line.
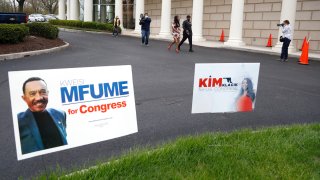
[122, 29, 320, 61]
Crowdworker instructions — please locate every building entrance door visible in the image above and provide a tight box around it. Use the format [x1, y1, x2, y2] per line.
[93, 0, 115, 23]
[123, 0, 134, 29]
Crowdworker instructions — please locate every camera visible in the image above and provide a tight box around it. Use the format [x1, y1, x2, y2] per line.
[277, 23, 284, 27]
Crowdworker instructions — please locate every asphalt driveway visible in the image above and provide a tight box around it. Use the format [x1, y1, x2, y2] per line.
[0, 31, 319, 179]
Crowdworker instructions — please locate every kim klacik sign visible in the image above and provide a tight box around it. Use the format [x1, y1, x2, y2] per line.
[8, 65, 138, 160]
[192, 63, 260, 114]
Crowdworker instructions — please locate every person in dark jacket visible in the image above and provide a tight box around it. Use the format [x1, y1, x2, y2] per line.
[177, 15, 193, 52]
[139, 13, 152, 46]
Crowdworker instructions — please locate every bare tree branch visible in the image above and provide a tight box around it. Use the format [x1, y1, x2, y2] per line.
[40, 0, 58, 14]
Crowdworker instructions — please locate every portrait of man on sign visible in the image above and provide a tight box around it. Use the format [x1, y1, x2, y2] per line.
[18, 77, 67, 154]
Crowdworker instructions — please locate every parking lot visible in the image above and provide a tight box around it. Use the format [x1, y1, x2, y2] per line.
[0, 31, 319, 179]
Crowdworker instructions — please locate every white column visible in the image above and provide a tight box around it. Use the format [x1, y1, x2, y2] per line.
[192, 0, 205, 41]
[115, 0, 123, 28]
[134, 0, 144, 33]
[58, 0, 66, 20]
[67, 0, 70, 20]
[224, 0, 245, 46]
[75, 0, 80, 20]
[70, 0, 79, 20]
[158, 0, 171, 38]
[84, 0, 93, 21]
[272, 0, 297, 53]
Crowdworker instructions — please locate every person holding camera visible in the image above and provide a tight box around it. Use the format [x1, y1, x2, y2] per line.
[177, 15, 193, 52]
[139, 13, 152, 46]
[278, 20, 292, 62]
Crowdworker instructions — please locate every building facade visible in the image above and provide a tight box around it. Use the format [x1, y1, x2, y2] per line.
[59, 0, 320, 53]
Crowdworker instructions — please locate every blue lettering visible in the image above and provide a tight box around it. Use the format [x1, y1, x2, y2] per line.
[104, 82, 119, 97]
[119, 81, 129, 95]
[90, 83, 103, 99]
[60, 81, 129, 103]
[78, 85, 89, 101]
[60, 86, 78, 103]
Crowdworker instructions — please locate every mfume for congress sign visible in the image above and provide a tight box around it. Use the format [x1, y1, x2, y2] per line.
[8, 65, 138, 160]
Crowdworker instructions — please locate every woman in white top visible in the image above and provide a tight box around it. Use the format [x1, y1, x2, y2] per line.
[168, 16, 181, 53]
[280, 20, 292, 62]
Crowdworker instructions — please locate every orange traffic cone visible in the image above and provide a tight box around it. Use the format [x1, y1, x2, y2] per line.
[219, 29, 225, 42]
[299, 41, 309, 65]
[266, 34, 272, 47]
[299, 37, 307, 51]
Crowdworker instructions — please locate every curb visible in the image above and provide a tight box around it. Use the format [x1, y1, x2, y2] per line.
[0, 42, 69, 61]
[222, 46, 320, 61]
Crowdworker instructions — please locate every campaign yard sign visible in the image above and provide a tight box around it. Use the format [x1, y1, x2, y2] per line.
[192, 63, 260, 114]
[8, 65, 138, 160]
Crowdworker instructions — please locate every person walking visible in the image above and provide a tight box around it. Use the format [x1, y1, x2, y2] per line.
[177, 15, 193, 52]
[139, 13, 152, 46]
[168, 16, 181, 53]
[112, 16, 121, 37]
[279, 20, 292, 62]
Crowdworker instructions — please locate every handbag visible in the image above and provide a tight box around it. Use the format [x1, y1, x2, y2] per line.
[279, 36, 284, 42]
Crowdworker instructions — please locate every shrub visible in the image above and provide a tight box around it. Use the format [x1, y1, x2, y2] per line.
[50, 19, 82, 27]
[25, 23, 59, 39]
[66, 20, 83, 27]
[82, 21, 97, 29]
[96, 23, 108, 30]
[49, 19, 120, 33]
[0, 24, 29, 44]
[49, 19, 63, 26]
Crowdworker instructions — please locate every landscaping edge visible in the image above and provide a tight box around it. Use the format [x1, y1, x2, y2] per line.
[0, 41, 69, 61]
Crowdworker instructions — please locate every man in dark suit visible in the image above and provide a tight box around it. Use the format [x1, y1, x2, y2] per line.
[139, 13, 152, 46]
[18, 77, 67, 154]
[178, 15, 193, 52]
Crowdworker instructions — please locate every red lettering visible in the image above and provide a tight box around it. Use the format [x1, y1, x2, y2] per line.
[80, 105, 87, 113]
[78, 101, 127, 114]
[111, 103, 117, 109]
[212, 78, 222, 87]
[122, 101, 127, 107]
[101, 104, 107, 112]
[199, 78, 208, 87]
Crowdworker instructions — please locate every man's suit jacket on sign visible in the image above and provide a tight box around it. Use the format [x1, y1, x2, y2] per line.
[18, 108, 67, 154]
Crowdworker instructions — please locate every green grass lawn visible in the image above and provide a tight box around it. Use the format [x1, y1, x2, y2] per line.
[42, 123, 320, 179]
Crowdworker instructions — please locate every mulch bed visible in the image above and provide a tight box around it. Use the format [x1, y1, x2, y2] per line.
[0, 36, 66, 55]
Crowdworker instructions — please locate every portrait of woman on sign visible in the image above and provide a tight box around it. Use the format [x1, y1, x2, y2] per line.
[236, 78, 256, 112]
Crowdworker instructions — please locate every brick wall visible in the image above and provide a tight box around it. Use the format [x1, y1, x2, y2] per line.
[243, 0, 320, 52]
[145, 0, 161, 34]
[144, 0, 320, 52]
[243, 0, 281, 48]
[171, 0, 193, 27]
[145, 0, 194, 34]
[295, 0, 320, 52]
[203, 0, 232, 41]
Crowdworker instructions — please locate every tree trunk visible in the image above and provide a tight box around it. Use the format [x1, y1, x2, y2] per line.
[17, 0, 25, 12]
[12, 0, 17, 12]
[18, 4, 23, 12]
